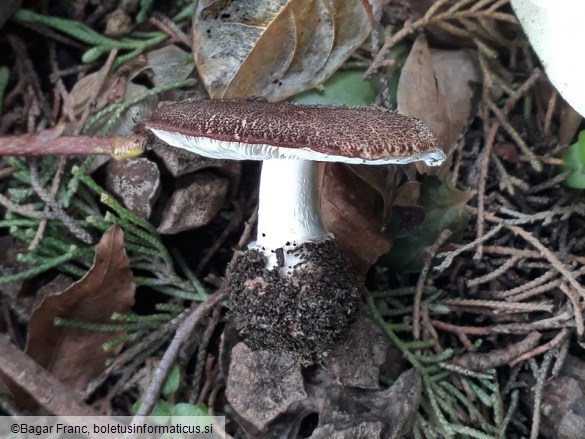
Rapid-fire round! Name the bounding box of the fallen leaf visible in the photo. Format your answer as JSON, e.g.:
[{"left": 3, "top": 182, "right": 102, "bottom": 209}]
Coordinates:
[
  {"left": 292, "top": 69, "right": 378, "bottom": 106},
  {"left": 320, "top": 163, "right": 393, "bottom": 274},
  {"left": 381, "top": 176, "right": 472, "bottom": 272},
  {"left": 145, "top": 45, "right": 194, "bottom": 86},
  {"left": 192, "top": 0, "right": 380, "bottom": 101},
  {"left": 397, "top": 35, "right": 480, "bottom": 174},
  {"left": 559, "top": 99, "right": 583, "bottom": 145},
  {"left": 69, "top": 66, "right": 126, "bottom": 118},
  {"left": 157, "top": 172, "right": 229, "bottom": 234},
  {"left": 110, "top": 81, "right": 158, "bottom": 136},
  {"left": 393, "top": 181, "right": 420, "bottom": 207},
  {"left": 153, "top": 140, "right": 229, "bottom": 177},
  {"left": 26, "top": 225, "right": 135, "bottom": 391},
  {"left": 105, "top": 157, "right": 161, "bottom": 219},
  {"left": 226, "top": 342, "right": 306, "bottom": 435},
  {"left": 493, "top": 142, "right": 519, "bottom": 164},
  {"left": 0, "top": 236, "right": 29, "bottom": 302}
]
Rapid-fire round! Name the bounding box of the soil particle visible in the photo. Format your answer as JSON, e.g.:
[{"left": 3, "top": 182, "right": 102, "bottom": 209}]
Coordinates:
[{"left": 227, "top": 240, "right": 361, "bottom": 361}]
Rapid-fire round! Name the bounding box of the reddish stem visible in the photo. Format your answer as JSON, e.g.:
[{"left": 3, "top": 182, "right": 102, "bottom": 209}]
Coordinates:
[{"left": 0, "top": 134, "right": 146, "bottom": 159}]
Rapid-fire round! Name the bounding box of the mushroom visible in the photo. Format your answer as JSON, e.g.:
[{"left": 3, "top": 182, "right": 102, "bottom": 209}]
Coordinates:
[
  {"left": 147, "top": 98, "right": 444, "bottom": 358},
  {"left": 511, "top": 0, "right": 585, "bottom": 116}
]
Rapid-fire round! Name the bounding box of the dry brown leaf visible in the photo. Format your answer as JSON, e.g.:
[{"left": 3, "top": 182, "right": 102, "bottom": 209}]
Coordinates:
[
  {"left": 105, "top": 157, "right": 161, "bottom": 219},
  {"left": 559, "top": 99, "right": 583, "bottom": 145},
  {"left": 192, "top": 0, "right": 379, "bottom": 101},
  {"left": 393, "top": 181, "right": 421, "bottom": 207},
  {"left": 349, "top": 165, "right": 399, "bottom": 224},
  {"left": 157, "top": 172, "right": 229, "bottom": 234},
  {"left": 69, "top": 66, "right": 126, "bottom": 117},
  {"left": 319, "top": 163, "right": 392, "bottom": 274},
  {"left": 397, "top": 35, "right": 480, "bottom": 173},
  {"left": 145, "top": 45, "right": 194, "bottom": 86},
  {"left": 26, "top": 225, "right": 135, "bottom": 391}
]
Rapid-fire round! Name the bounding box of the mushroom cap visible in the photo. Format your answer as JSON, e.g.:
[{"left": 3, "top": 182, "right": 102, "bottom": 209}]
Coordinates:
[{"left": 147, "top": 99, "right": 445, "bottom": 166}]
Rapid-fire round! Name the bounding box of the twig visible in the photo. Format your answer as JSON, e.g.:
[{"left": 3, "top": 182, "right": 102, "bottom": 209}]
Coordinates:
[
  {"left": 364, "top": 0, "right": 516, "bottom": 78},
  {"left": 439, "top": 298, "right": 553, "bottom": 313},
  {"left": 413, "top": 229, "right": 452, "bottom": 341},
  {"left": 492, "top": 311, "right": 573, "bottom": 334},
  {"left": 436, "top": 224, "right": 503, "bottom": 272},
  {"left": 133, "top": 289, "right": 226, "bottom": 417},
  {"left": 28, "top": 160, "right": 93, "bottom": 244},
  {"left": 451, "top": 331, "right": 541, "bottom": 371},
  {"left": 0, "top": 192, "right": 56, "bottom": 220},
  {"left": 467, "top": 255, "right": 521, "bottom": 287},
  {"left": 7, "top": 35, "right": 53, "bottom": 124},
  {"left": 509, "top": 328, "right": 568, "bottom": 367},
  {"left": 437, "top": 362, "right": 494, "bottom": 380},
  {"left": 494, "top": 268, "right": 558, "bottom": 298},
  {"left": 149, "top": 13, "right": 191, "bottom": 47},
  {"left": 505, "top": 224, "right": 585, "bottom": 300},
  {"left": 530, "top": 349, "right": 555, "bottom": 439},
  {"left": 486, "top": 99, "right": 540, "bottom": 169},
  {"left": 0, "top": 334, "right": 101, "bottom": 416},
  {"left": 431, "top": 320, "right": 489, "bottom": 351},
  {"left": 195, "top": 203, "right": 244, "bottom": 275},
  {"left": 558, "top": 283, "right": 583, "bottom": 336},
  {"left": 543, "top": 88, "right": 557, "bottom": 138},
  {"left": 0, "top": 133, "right": 147, "bottom": 159},
  {"left": 188, "top": 307, "right": 222, "bottom": 403},
  {"left": 83, "top": 310, "right": 190, "bottom": 400}
]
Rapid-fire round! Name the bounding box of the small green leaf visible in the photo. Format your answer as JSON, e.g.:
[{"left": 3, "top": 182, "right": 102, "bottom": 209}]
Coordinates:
[
  {"left": 151, "top": 400, "right": 172, "bottom": 418},
  {"left": 561, "top": 130, "right": 585, "bottom": 189},
  {"left": 132, "top": 399, "right": 171, "bottom": 420},
  {"left": 161, "top": 365, "right": 180, "bottom": 396},
  {"left": 171, "top": 402, "right": 209, "bottom": 417},
  {"left": 381, "top": 176, "right": 472, "bottom": 272},
  {"left": 292, "top": 69, "right": 378, "bottom": 106}
]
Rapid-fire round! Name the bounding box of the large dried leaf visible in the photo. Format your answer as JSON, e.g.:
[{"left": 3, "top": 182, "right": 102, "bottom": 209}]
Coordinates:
[
  {"left": 397, "top": 35, "right": 480, "bottom": 173},
  {"left": 192, "top": 0, "right": 379, "bottom": 101},
  {"left": 26, "top": 225, "right": 135, "bottom": 391},
  {"left": 320, "top": 163, "right": 392, "bottom": 275}
]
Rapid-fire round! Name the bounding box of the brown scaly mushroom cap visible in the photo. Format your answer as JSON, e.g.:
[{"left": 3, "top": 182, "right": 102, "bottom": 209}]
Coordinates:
[
  {"left": 147, "top": 98, "right": 444, "bottom": 359},
  {"left": 147, "top": 98, "right": 444, "bottom": 165}
]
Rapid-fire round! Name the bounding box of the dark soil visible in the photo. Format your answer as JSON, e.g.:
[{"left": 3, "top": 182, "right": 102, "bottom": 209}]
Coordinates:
[{"left": 227, "top": 240, "right": 361, "bottom": 361}]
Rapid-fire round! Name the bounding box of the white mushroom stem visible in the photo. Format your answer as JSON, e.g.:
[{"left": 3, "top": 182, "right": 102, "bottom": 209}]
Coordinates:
[{"left": 251, "top": 159, "right": 330, "bottom": 270}]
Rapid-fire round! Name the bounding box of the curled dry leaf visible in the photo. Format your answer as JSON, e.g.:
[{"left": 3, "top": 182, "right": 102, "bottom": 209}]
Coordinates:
[
  {"left": 192, "top": 0, "right": 380, "bottom": 101},
  {"left": 319, "top": 163, "right": 392, "bottom": 275},
  {"left": 145, "top": 45, "right": 194, "bottom": 86},
  {"left": 69, "top": 65, "right": 126, "bottom": 118},
  {"left": 227, "top": 342, "right": 306, "bottom": 434},
  {"left": 157, "top": 172, "right": 229, "bottom": 234},
  {"left": 153, "top": 141, "right": 229, "bottom": 177},
  {"left": 397, "top": 34, "right": 480, "bottom": 174},
  {"left": 25, "top": 225, "right": 135, "bottom": 392},
  {"left": 105, "top": 157, "right": 161, "bottom": 219},
  {"left": 559, "top": 99, "right": 583, "bottom": 145}
]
